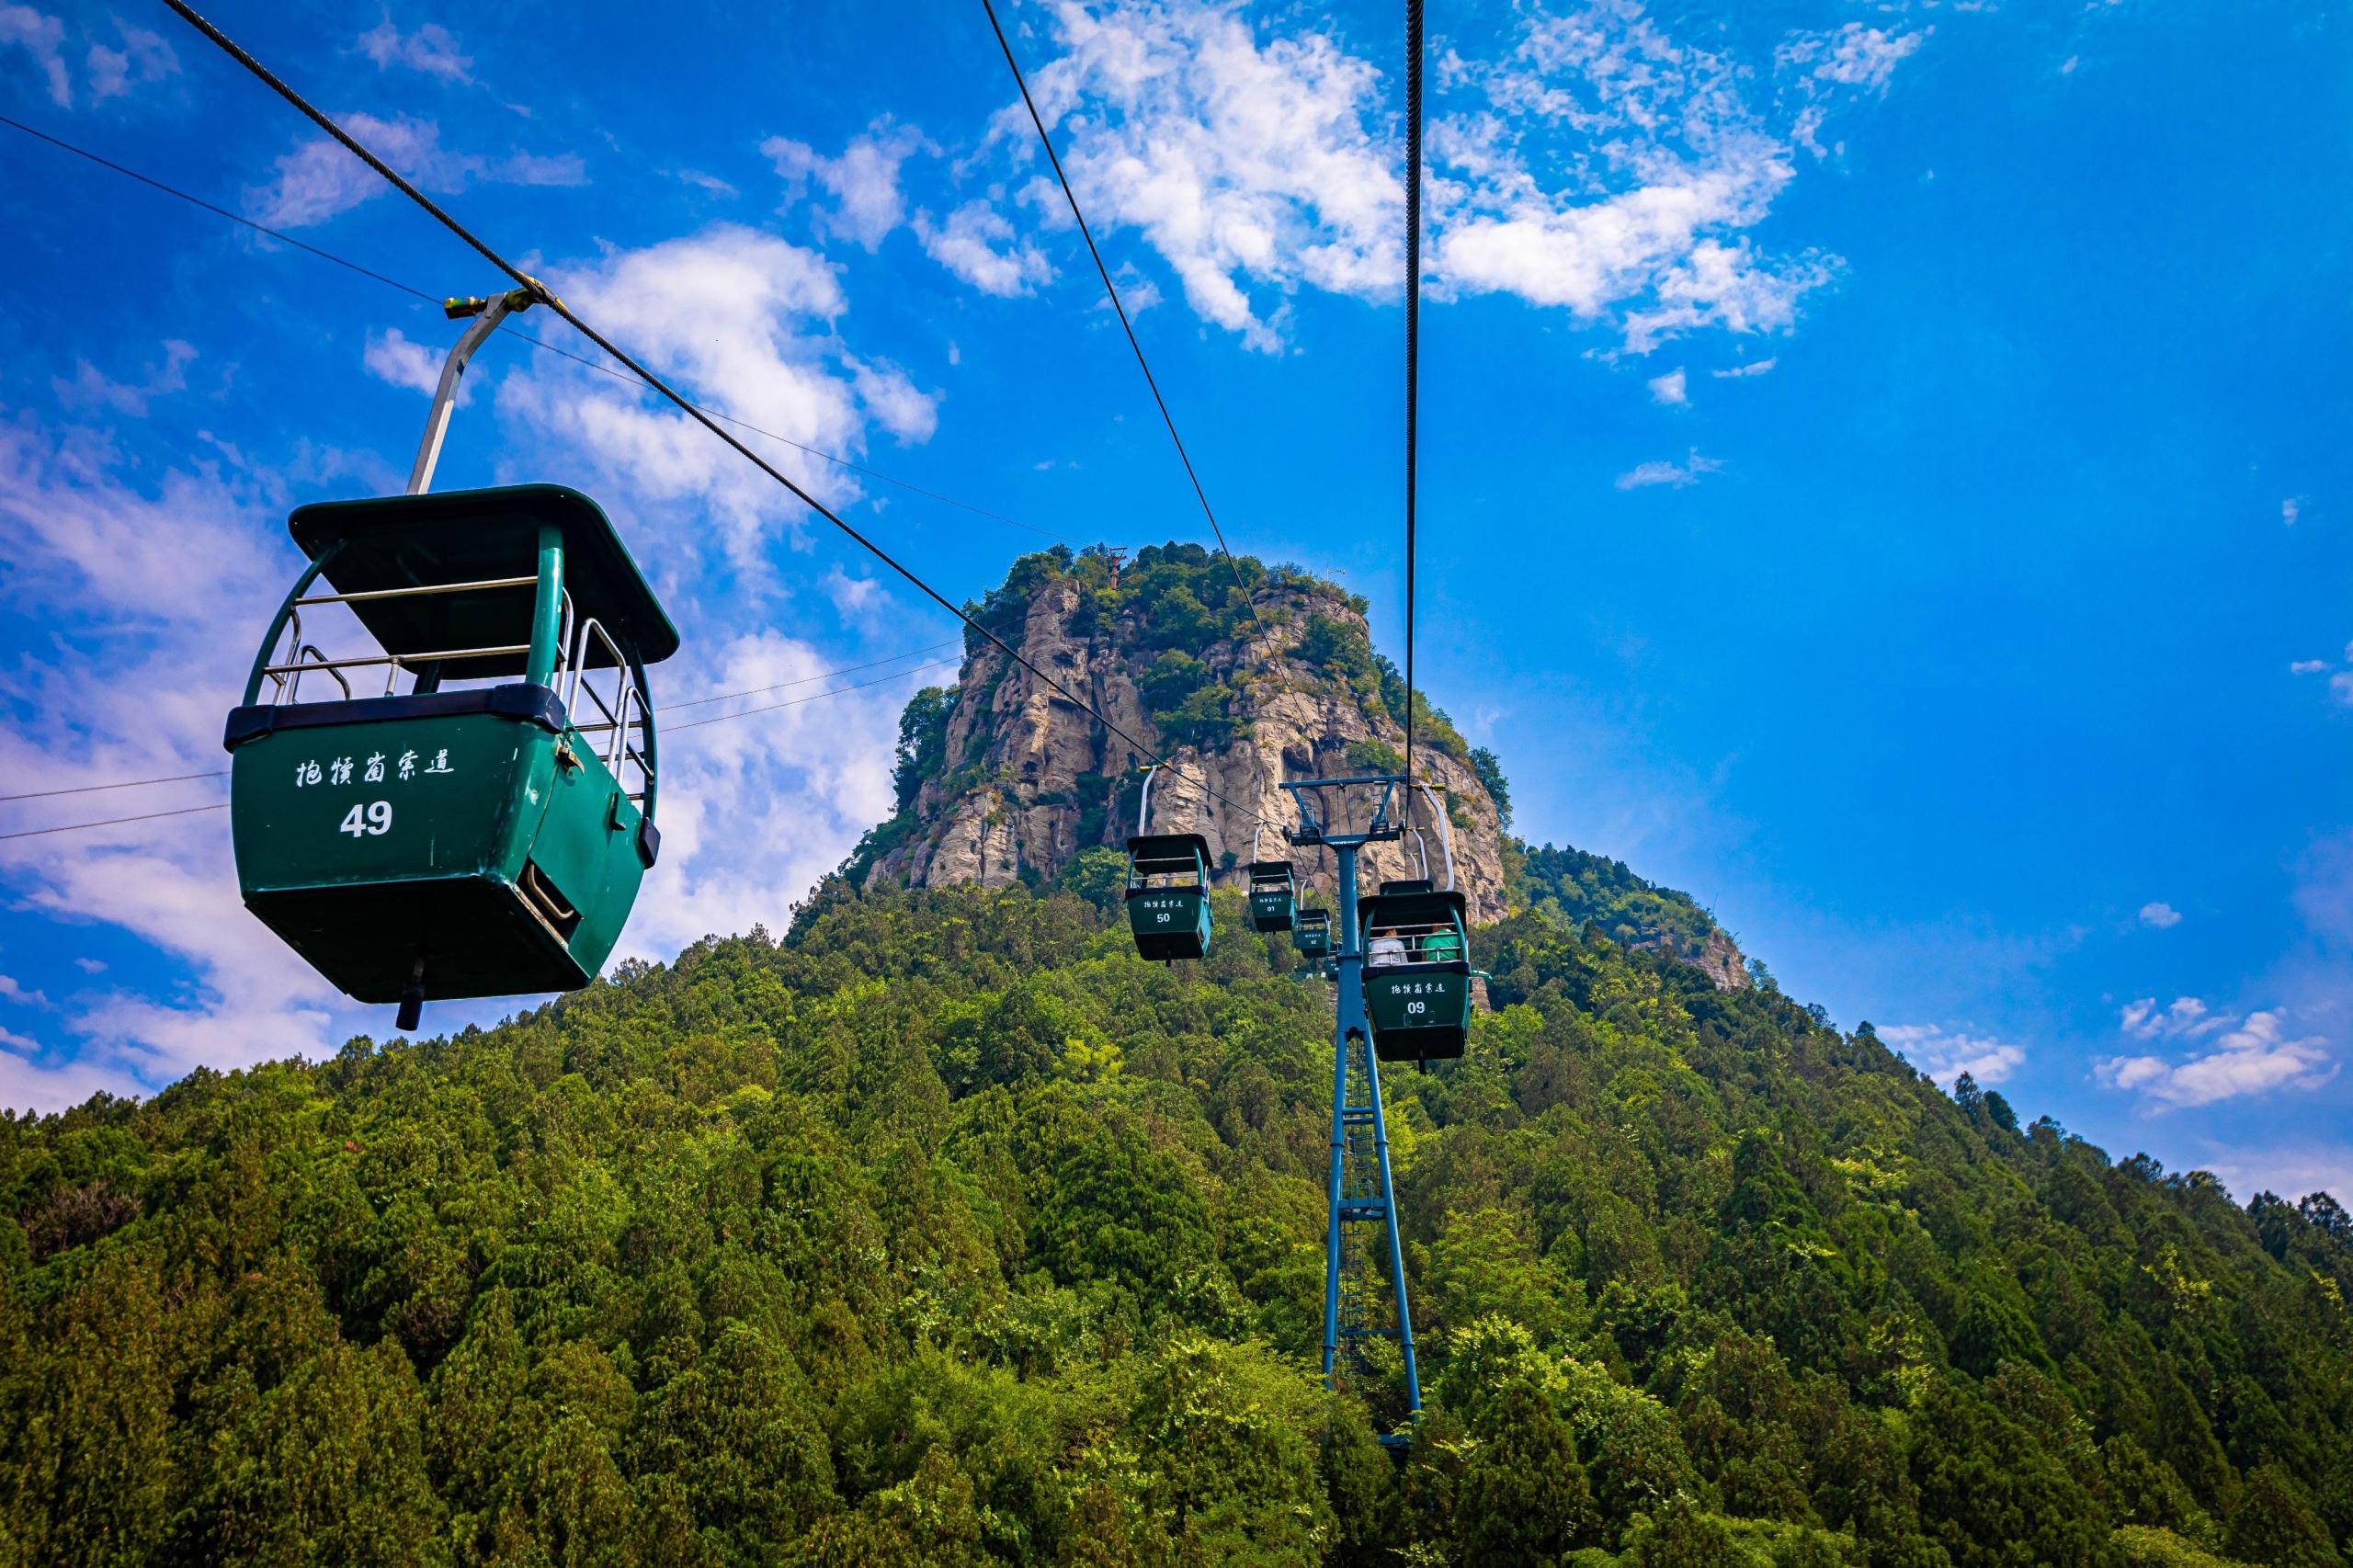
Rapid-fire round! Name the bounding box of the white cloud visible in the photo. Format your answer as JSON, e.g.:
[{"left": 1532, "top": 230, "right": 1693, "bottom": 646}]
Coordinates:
[
  {"left": 495, "top": 224, "right": 937, "bottom": 575},
  {"left": 823, "top": 568, "right": 881, "bottom": 613},
  {"left": 1, "top": 2, "right": 69, "bottom": 107},
  {"left": 357, "top": 17, "right": 472, "bottom": 83},
  {"left": 2120, "top": 995, "right": 2219, "bottom": 1040},
  {"left": 362, "top": 327, "right": 462, "bottom": 402},
  {"left": 915, "top": 200, "right": 1054, "bottom": 297},
  {"left": 0, "top": 416, "right": 357, "bottom": 1108},
  {"left": 1882, "top": 1022, "right": 2026, "bottom": 1088},
  {"left": 2138, "top": 902, "right": 2182, "bottom": 929},
  {"left": 246, "top": 112, "right": 444, "bottom": 227},
  {"left": 946, "top": 2, "right": 1915, "bottom": 356},
  {"left": 0, "top": 1047, "right": 156, "bottom": 1116},
  {"left": 821, "top": 566, "right": 888, "bottom": 632},
  {"left": 2282, "top": 496, "right": 2300, "bottom": 527},
  {"left": 1777, "top": 21, "right": 1926, "bottom": 157},
  {"left": 0, "top": 975, "right": 48, "bottom": 1006},
  {"left": 1616, "top": 448, "right": 1722, "bottom": 490},
  {"left": 484, "top": 231, "right": 957, "bottom": 960},
  {"left": 2100, "top": 1001, "right": 2336, "bottom": 1108},
  {"left": 1101, "top": 265, "right": 1164, "bottom": 315},
  {"left": 848, "top": 358, "right": 938, "bottom": 443},
  {"left": 0, "top": 411, "right": 275, "bottom": 615},
  {"left": 245, "top": 113, "right": 585, "bottom": 229},
  {"left": 1778, "top": 23, "right": 1924, "bottom": 92},
  {"left": 1647, "top": 367, "right": 1688, "bottom": 404},
  {"left": 85, "top": 20, "right": 176, "bottom": 103},
  {"left": 1007, "top": 0, "right": 1399, "bottom": 352},
  {"left": 1712, "top": 357, "right": 1777, "bottom": 378},
  {"left": 675, "top": 168, "right": 738, "bottom": 199},
  {"left": 763, "top": 119, "right": 929, "bottom": 250},
  {"left": 495, "top": 150, "right": 587, "bottom": 187},
  {"left": 51, "top": 340, "right": 197, "bottom": 418},
  {"left": 2292, "top": 831, "right": 2353, "bottom": 951},
  {"left": 1432, "top": 5, "right": 1838, "bottom": 351},
  {"left": 2331, "top": 671, "right": 2353, "bottom": 708},
  {"left": 620, "top": 631, "right": 915, "bottom": 960},
  {"left": 2290, "top": 659, "right": 2327, "bottom": 676},
  {"left": 2199, "top": 1144, "right": 2353, "bottom": 1207}
]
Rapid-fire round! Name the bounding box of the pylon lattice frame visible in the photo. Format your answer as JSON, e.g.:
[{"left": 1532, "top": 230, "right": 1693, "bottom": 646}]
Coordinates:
[{"left": 1283, "top": 777, "right": 1422, "bottom": 1441}]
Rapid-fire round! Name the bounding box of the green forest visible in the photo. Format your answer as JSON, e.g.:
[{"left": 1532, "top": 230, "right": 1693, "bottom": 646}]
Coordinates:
[{"left": 5, "top": 876, "right": 2350, "bottom": 1566}]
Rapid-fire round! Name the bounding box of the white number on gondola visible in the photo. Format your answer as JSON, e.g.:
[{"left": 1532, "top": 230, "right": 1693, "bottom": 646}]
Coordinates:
[
  {"left": 339, "top": 801, "right": 392, "bottom": 838},
  {"left": 1406, "top": 1000, "right": 1427, "bottom": 1016}
]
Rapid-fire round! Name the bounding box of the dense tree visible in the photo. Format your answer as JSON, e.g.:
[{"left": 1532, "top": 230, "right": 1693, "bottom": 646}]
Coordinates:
[{"left": 2, "top": 879, "right": 2347, "bottom": 1564}]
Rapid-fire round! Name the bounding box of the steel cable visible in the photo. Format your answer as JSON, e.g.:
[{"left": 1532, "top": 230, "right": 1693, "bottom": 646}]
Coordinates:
[
  {"left": 979, "top": 0, "right": 1317, "bottom": 778},
  {"left": 157, "top": 2, "right": 1272, "bottom": 827},
  {"left": 0, "top": 111, "right": 1065, "bottom": 543},
  {"left": 1402, "top": 0, "right": 1425, "bottom": 791},
  {"left": 2, "top": 655, "right": 976, "bottom": 842}
]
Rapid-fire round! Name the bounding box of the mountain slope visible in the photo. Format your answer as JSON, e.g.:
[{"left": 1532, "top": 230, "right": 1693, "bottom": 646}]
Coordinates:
[{"left": 4, "top": 882, "right": 2347, "bottom": 1565}]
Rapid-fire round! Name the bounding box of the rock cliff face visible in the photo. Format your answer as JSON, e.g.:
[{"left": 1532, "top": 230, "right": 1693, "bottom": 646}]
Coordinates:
[
  {"left": 1688, "top": 927, "right": 1749, "bottom": 992},
  {"left": 867, "top": 557, "right": 1513, "bottom": 923},
  {"left": 855, "top": 544, "right": 1745, "bottom": 990}
]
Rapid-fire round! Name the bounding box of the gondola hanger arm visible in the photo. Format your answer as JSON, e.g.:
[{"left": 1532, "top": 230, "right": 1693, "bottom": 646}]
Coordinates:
[{"left": 408, "top": 287, "right": 540, "bottom": 495}]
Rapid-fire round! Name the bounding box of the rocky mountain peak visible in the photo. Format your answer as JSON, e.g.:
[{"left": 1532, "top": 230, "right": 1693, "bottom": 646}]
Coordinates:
[
  {"left": 856, "top": 543, "right": 1512, "bottom": 922},
  {"left": 849, "top": 542, "right": 1745, "bottom": 987}
]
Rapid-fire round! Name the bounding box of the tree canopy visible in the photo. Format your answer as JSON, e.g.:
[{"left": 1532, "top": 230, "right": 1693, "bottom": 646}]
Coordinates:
[{"left": 4, "top": 881, "right": 2347, "bottom": 1564}]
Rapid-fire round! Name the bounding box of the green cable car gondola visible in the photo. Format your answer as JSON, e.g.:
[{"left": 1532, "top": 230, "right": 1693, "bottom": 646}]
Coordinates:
[
  {"left": 222, "top": 289, "right": 678, "bottom": 1030},
  {"left": 1359, "top": 879, "right": 1472, "bottom": 1062},
  {"left": 1293, "top": 905, "right": 1333, "bottom": 960},
  {"left": 1124, "top": 764, "right": 1212, "bottom": 960},
  {"left": 1125, "top": 833, "right": 1213, "bottom": 960},
  {"left": 1246, "top": 858, "right": 1298, "bottom": 933}
]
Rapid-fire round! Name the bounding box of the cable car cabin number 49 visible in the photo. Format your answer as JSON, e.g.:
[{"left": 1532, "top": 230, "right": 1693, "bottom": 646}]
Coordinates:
[
  {"left": 288, "top": 744, "right": 461, "bottom": 841},
  {"left": 222, "top": 295, "right": 679, "bottom": 1033},
  {"left": 339, "top": 801, "right": 393, "bottom": 838},
  {"left": 223, "top": 483, "right": 679, "bottom": 1032}
]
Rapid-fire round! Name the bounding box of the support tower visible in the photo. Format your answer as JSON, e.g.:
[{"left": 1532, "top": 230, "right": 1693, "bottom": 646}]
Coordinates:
[{"left": 1282, "top": 776, "right": 1422, "bottom": 1445}]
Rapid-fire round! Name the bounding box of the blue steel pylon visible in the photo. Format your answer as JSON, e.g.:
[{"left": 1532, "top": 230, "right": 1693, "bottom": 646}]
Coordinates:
[{"left": 1282, "top": 778, "right": 1422, "bottom": 1445}]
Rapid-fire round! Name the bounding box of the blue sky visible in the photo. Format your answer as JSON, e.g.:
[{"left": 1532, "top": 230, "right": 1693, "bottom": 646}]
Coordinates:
[{"left": 1, "top": 0, "right": 2347, "bottom": 1200}]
